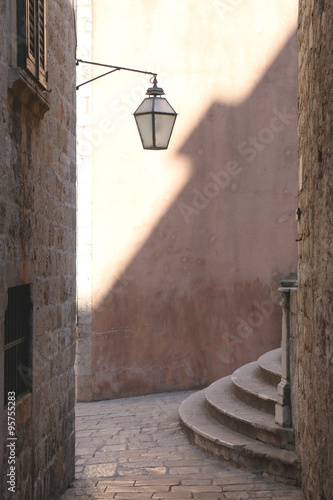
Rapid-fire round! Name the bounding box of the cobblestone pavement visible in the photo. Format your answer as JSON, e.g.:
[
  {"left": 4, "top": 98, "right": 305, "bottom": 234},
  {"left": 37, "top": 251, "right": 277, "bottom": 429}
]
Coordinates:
[{"left": 60, "top": 392, "right": 304, "bottom": 500}]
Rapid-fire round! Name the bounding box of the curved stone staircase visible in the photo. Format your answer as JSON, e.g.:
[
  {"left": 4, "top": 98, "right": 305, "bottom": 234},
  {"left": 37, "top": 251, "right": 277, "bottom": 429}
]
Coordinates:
[{"left": 179, "top": 348, "right": 301, "bottom": 484}]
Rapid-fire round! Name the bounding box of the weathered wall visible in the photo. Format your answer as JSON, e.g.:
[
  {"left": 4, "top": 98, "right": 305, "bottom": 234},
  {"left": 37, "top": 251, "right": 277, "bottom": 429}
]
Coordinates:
[
  {"left": 295, "top": 1, "right": 333, "bottom": 498},
  {"left": 0, "top": 1, "right": 76, "bottom": 499},
  {"left": 77, "top": 0, "right": 299, "bottom": 400},
  {"left": 76, "top": 0, "right": 93, "bottom": 403}
]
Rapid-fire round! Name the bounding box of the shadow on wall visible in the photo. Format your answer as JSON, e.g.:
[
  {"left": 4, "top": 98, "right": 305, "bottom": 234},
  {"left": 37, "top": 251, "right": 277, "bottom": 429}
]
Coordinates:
[{"left": 91, "top": 33, "right": 298, "bottom": 400}]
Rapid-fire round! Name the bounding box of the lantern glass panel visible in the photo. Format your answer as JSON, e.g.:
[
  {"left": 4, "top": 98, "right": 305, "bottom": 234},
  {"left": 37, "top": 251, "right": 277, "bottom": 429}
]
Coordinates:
[
  {"left": 155, "top": 114, "right": 177, "bottom": 148},
  {"left": 135, "top": 98, "right": 154, "bottom": 114},
  {"left": 153, "top": 97, "right": 176, "bottom": 113},
  {"left": 134, "top": 114, "right": 153, "bottom": 149}
]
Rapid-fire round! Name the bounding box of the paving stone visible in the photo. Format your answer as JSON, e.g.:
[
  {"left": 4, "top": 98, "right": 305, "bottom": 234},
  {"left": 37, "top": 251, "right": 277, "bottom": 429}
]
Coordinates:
[
  {"left": 223, "top": 483, "right": 270, "bottom": 491},
  {"left": 75, "top": 459, "right": 87, "bottom": 465},
  {"left": 181, "top": 478, "right": 213, "bottom": 486},
  {"left": 83, "top": 463, "right": 117, "bottom": 477},
  {"left": 272, "top": 497, "right": 303, "bottom": 500},
  {"left": 114, "top": 494, "right": 156, "bottom": 499},
  {"left": 134, "top": 478, "right": 180, "bottom": 486},
  {"left": 76, "top": 446, "right": 98, "bottom": 455},
  {"left": 169, "top": 466, "right": 202, "bottom": 474},
  {"left": 117, "top": 448, "right": 148, "bottom": 456},
  {"left": 100, "top": 443, "right": 127, "bottom": 452},
  {"left": 151, "top": 492, "right": 193, "bottom": 499},
  {"left": 60, "top": 392, "right": 304, "bottom": 500},
  {"left": 192, "top": 494, "right": 224, "bottom": 499},
  {"left": 98, "top": 479, "right": 135, "bottom": 486},
  {"left": 248, "top": 493, "right": 281, "bottom": 498},
  {"left": 103, "top": 436, "right": 127, "bottom": 445},
  {"left": 171, "top": 484, "right": 223, "bottom": 493},
  {"left": 223, "top": 492, "right": 250, "bottom": 499},
  {"left": 85, "top": 454, "right": 120, "bottom": 465},
  {"left": 213, "top": 475, "right": 259, "bottom": 484},
  {"left": 117, "top": 466, "right": 167, "bottom": 476}
]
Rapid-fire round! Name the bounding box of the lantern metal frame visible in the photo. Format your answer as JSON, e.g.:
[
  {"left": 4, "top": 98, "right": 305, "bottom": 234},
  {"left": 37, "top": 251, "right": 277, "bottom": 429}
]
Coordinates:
[
  {"left": 76, "top": 59, "right": 177, "bottom": 150},
  {"left": 133, "top": 76, "right": 177, "bottom": 150}
]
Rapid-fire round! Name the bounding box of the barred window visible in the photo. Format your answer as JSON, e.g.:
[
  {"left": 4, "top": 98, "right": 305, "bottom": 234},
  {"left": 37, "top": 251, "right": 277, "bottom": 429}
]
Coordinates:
[
  {"left": 17, "top": 0, "right": 47, "bottom": 87},
  {"left": 4, "top": 285, "right": 33, "bottom": 406}
]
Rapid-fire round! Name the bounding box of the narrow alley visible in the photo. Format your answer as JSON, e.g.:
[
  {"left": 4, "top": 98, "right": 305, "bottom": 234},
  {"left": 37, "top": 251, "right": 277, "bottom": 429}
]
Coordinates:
[{"left": 60, "top": 392, "right": 304, "bottom": 500}]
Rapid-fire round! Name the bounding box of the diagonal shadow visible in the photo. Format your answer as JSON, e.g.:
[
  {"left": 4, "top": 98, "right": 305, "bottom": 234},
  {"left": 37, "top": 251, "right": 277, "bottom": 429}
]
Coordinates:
[{"left": 90, "top": 32, "right": 298, "bottom": 400}]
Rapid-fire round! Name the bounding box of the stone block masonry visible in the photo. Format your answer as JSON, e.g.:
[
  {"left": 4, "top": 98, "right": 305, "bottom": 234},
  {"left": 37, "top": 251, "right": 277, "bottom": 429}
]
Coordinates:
[
  {"left": 0, "top": 1, "right": 76, "bottom": 499},
  {"left": 296, "top": 1, "right": 333, "bottom": 498}
]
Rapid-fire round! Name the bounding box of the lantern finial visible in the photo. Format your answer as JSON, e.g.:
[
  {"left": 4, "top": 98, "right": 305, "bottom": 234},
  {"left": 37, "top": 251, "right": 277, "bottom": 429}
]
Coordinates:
[{"left": 146, "top": 77, "right": 165, "bottom": 97}]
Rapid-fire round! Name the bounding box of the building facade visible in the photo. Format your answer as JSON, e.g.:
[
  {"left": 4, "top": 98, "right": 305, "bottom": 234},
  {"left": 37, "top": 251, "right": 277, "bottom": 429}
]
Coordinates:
[
  {"left": 291, "top": 1, "right": 333, "bottom": 498},
  {"left": 0, "top": 1, "right": 76, "bottom": 498},
  {"left": 76, "top": 0, "right": 299, "bottom": 401}
]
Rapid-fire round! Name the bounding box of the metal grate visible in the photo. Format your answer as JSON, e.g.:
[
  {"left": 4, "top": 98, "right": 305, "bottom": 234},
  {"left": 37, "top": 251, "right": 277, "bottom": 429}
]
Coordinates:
[{"left": 4, "top": 284, "right": 33, "bottom": 406}]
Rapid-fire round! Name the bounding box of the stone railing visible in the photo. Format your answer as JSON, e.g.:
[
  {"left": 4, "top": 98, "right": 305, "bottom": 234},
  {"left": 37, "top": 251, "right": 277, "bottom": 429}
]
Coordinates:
[{"left": 275, "top": 277, "right": 298, "bottom": 427}]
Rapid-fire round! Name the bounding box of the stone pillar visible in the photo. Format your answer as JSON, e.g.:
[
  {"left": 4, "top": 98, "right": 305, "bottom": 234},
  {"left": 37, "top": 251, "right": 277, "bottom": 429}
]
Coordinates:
[{"left": 275, "top": 277, "right": 297, "bottom": 427}]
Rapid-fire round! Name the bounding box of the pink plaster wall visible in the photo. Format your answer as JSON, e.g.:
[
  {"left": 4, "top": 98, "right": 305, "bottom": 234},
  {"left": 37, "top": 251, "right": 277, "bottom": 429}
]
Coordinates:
[{"left": 87, "top": 1, "right": 298, "bottom": 400}]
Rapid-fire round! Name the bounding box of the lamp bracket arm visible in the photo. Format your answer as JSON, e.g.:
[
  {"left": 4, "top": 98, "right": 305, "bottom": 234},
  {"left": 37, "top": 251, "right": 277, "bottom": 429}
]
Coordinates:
[{"left": 76, "top": 59, "right": 158, "bottom": 90}]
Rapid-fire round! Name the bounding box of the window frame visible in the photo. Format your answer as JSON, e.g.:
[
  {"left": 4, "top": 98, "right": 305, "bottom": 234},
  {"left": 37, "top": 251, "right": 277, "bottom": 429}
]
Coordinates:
[
  {"left": 17, "top": 0, "right": 47, "bottom": 88},
  {"left": 4, "top": 284, "right": 33, "bottom": 406}
]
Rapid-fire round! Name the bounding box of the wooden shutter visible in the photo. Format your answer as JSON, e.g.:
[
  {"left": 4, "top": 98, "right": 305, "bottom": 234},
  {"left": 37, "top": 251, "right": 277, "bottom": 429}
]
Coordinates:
[
  {"left": 37, "top": 0, "right": 47, "bottom": 87},
  {"left": 17, "top": 0, "right": 47, "bottom": 87},
  {"left": 26, "top": 0, "right": 37, "bottom": 77}
]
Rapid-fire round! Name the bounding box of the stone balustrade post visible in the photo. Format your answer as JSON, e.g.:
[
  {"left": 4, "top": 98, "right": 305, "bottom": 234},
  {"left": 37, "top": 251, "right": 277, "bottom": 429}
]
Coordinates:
[{"left": 275, "top": 277, "right": 297, "bottom": 427}]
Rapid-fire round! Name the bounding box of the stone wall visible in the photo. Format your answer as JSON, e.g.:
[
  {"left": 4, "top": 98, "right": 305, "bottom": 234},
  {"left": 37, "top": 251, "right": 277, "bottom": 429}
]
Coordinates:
[
  {"left": 76, "top": 0, "right": 299, "bottom": 401},
  {"left": 0, "top": 1, "right": 76, "bottom": 499},
  {"left": 76, "top": 0, "right": 93, "bottom": 403},
  {"left": 295, "top": 1, "right": 333, "bottom": 498}
]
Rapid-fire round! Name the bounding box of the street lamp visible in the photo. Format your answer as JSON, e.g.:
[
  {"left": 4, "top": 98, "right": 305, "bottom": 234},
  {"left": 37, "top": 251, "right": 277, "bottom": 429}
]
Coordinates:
[
  {"left": 76, "top": 59, "right": 177, "bottom": 150},
  {"left": 134, "top": 76, "right": 177, "bottom": 150}
]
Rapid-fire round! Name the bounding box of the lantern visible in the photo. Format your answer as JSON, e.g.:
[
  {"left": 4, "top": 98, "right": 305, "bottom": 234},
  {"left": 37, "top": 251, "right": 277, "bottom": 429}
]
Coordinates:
[{"left": 134, "top": 77, "right": 177, "bottom": 150}]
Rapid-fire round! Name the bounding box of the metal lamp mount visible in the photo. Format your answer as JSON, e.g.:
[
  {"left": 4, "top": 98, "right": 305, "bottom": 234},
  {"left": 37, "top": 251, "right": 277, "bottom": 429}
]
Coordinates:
[{"left": 76, "top": 59, "right": 177, "bottom": 150}]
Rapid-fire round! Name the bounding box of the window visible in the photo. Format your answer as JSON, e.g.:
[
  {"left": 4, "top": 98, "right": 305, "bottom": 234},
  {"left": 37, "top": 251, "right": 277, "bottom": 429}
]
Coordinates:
[
  {"left": 17, "top": 0, "right": 47, "bottom": 87},
  {"left": 4, "top": 285, "right": 33, "bottom": 406}
]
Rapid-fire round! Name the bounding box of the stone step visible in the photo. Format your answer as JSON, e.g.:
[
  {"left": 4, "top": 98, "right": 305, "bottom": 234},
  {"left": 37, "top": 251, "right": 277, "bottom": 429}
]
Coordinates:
[
  {"left": 258, "top": 347, "right": 282, "bottom": 386},
  {"left": 231, "top": 361, "right": 278, "bottom": 414},
  {"left": 205, "top": 376, "right": 294, "bottom": 449},
  {"left": 179, "top": 389, "right": 301, "bottom": 484}
]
